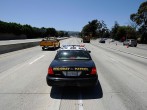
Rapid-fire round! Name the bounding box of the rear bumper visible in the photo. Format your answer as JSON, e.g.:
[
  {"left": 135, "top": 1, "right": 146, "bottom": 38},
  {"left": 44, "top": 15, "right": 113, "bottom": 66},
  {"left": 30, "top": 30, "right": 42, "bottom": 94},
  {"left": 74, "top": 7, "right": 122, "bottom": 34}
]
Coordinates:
[
  {"left": 46, "top": 75, "right": 98, "bottom": 87},
  {"left": 43, "top": 46, "right": 55, "bottom": 48},
  {"left": 123, "top": 43, "right": 137, "bottom": 46},
  {"left": 83, "top": 40, "right": 90, "bottom": 43}
]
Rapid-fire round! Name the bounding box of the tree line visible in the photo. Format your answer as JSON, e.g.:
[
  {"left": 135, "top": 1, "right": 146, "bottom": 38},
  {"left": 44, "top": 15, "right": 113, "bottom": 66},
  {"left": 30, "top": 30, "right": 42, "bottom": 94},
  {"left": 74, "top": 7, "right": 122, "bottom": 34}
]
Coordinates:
[
  {"left": 81, "top": 1, "right": 147, "bottom": 43},
  {"left": 0, "top": 1, "right": 147, "bottom": 43},
  {"left": 0, "top": 20, "right": 69, "bottom": 39}
]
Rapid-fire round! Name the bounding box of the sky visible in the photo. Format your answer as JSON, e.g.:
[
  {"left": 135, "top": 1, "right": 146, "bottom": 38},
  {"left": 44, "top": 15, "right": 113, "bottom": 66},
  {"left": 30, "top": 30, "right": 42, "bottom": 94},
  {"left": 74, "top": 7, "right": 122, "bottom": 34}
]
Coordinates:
[{"left": 0, "top": 0, "right": 146, "bottom": 32}]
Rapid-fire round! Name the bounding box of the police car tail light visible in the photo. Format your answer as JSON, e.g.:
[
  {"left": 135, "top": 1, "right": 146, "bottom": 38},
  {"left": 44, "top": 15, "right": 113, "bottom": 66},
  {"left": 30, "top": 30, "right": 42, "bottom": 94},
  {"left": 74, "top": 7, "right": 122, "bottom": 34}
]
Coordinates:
[
  {"left": 48, "top": 67, "right": 54, "bottom": 75},
  {"left": 90, "top": 67, "right": 97, "bottom": 75},
  {"left": 80, "top": 44, "right": 85, "bottom": 47}
]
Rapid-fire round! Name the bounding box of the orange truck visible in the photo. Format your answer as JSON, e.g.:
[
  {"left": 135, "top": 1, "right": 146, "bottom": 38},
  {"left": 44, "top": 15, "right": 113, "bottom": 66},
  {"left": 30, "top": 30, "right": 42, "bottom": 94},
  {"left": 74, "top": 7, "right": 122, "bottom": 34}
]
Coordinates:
[{"left": 40, "top": 37, "right": 60, "bottom": 50}]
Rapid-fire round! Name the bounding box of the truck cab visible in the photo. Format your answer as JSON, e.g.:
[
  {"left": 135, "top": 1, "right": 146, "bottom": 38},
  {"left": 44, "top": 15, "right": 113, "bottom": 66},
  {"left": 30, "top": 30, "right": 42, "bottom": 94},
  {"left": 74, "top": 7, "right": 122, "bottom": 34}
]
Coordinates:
[{"left": 82, "top": 36, "right": 90, "bottom": 43}]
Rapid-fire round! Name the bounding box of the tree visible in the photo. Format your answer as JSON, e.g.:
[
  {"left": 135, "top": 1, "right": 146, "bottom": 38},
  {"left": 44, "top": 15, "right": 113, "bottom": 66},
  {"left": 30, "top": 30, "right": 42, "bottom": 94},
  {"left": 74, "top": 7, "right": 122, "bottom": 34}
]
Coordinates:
[
  {"left": 64, "top": 32, "right": 69, "bottom": 37},
  {"left": 99, "top": 20, "right": 109, "bottom": 38},
  {"left": 40, "top": 27, "right": 47, "bottom": 38},
  {"left": 0, "top": 20, "right": 8, "bottom": 33},
  {"left": 116, "top": 26, "right": 126, "bottom": 40},
  {"left": 110, "top": 21, "right": 119, "bottom": 40},
  {"left": 0, "top": 20, "right": 63, "bottom": 39},
  {"left": 115, "top": 26, "right": 137, "bottom": 41},
  {"left": 130, "top": 1, "right": 147, "bottom": 26},
  {"left": 46, "top": 28, "right": 57, "bottom": 37},
  {"left": 130, "top": 1, "right": 147, "bottom": 43},
  {"left": 22, "top": 24, "right": 34, "bottom": 38},
  {"left": 58, "top": 31, "right": 64, "bottom": 37},
  {"left": 81, "top": 20, "right": 99, "bottom": 37},
  {"left": 127, "top": 26, "right": 137, "bottom": 39},
  {"left": 81, "top": 19, "right": 109, "bottom": 38}
]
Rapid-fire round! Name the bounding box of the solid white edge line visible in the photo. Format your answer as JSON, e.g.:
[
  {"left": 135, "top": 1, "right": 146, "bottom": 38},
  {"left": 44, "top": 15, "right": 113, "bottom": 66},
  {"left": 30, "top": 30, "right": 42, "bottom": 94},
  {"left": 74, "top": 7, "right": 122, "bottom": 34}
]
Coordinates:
[
  {"left": 98, "top": 44, "right": 147, "bottom": 59},
  {"left": 29, "top": 55, "right": 45, "bottom": 64},
  {"left": 113, "top": 48, "right": 147, "bottom": 59}
]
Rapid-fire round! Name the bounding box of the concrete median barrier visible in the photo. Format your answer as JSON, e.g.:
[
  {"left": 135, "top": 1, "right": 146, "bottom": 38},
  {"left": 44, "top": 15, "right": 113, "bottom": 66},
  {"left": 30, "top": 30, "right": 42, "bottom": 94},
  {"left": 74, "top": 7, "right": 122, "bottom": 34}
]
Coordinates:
[
  {"left": 0, "top": 41, "right": 40, "bottom": 54},
  {"left": 0, "top": 37, "right": 69, "bottom": 54}
]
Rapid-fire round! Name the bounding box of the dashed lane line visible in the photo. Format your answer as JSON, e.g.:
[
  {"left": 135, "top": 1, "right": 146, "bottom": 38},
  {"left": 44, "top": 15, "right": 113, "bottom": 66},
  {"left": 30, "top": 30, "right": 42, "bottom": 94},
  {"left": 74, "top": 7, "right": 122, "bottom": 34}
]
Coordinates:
[
  {"left": 29, "top": 55, "right": 45, "bottom": 65},
  {"left": 78, "top": 90, "right": 83, "bottom": 110}
]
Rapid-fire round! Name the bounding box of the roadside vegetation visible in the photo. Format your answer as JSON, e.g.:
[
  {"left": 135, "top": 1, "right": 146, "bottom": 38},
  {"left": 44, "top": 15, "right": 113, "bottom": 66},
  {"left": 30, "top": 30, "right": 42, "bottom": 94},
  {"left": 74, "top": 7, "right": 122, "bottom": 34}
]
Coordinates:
[
  {"left": 0, "top": 1, "right": 147, "bottom": 43},
  {"left": 81, "top": 1, "right": 147, "bottom": 44},
  {"left": 0, "top": 21, "right": 69, "bottom": 39}
]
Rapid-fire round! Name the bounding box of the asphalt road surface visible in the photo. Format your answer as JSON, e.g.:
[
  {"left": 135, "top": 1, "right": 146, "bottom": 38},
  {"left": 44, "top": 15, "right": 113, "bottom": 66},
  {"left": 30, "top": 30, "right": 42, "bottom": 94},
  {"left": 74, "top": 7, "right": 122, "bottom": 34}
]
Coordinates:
[{"left": 0, "top": 37, "right": 147, "bottom": 110}]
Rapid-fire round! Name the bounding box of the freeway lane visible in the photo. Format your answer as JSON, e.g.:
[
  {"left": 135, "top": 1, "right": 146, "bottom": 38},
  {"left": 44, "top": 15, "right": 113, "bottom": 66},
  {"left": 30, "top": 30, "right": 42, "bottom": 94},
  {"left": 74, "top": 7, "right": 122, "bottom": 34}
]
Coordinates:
[
  {"left": 93, "top": 39, "right": 147, "bottom": 58},
  {"left": 84, "top": 43, "right": 147, "bottom": 110},
  {"left": 0, "top": 46, "right": 60, "bottom": 110},
  {"left": 0, "top": 46, "right": 44, "bottom": 73},
  {"left": 0, "top": 37, "right": 147, "bottom": 110}
]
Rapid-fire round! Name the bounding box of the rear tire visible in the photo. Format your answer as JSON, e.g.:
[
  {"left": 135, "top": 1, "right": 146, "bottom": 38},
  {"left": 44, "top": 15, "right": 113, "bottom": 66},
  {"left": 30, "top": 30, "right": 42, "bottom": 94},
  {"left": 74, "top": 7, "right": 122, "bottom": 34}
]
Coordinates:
[
  {"left": 58, "top": 43, "right": 60, "bottom": 48},
  {"left": 42, "top": 47, "right": 45, "bottom": 51}
]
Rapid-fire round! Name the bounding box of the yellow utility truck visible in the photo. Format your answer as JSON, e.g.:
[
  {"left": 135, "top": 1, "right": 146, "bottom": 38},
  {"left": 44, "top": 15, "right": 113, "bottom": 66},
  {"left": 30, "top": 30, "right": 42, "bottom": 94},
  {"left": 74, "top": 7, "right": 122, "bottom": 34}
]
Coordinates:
[{"left": 40, "top": 37, "right": 60, "bottom": 50}]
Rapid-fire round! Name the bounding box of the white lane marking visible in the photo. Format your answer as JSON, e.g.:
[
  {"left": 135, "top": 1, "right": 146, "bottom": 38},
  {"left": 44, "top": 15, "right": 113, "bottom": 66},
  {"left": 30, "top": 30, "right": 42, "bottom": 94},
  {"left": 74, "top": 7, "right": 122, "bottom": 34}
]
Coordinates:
[
  {"left": 110, "top": 58, "right": 118, "bottom": 62},
  {"left": 126, "top": 52, "right": 147, "bottom": 59},
  {"left": 29, "top": 55, "right": 45, "bottom": 64},
  {"left": 97, "top": 44, "right": 147, "bottom": 59},
  {"left": 107, "top": 46, "right": 147, "bottom": 59},
  {"left": 78, "top": 91, "right": 83, "bottom": 110}
]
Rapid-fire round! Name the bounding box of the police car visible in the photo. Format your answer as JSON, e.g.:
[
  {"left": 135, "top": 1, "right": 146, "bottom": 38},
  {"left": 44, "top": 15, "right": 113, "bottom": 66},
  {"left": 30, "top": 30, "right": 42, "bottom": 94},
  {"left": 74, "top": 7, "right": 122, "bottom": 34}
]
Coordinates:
[
  {"left": 46, "top": 45, "right": 98, "bottom": 87},
  {"left": 60, "top": 44, "right": 88, "bottom": 51}
]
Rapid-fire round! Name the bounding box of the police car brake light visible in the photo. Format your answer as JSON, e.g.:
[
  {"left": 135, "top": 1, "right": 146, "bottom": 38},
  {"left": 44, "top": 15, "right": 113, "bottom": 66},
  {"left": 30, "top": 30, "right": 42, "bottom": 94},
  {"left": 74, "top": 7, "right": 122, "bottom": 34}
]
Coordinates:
[
  {"left": 90, "top": 67, "right": 97, "bottom": 75},
  {"left": 80, "top": 44, "right": 85, "bottom": 47},
  {"left": 48, "top": 67, "right": 54, "bottom": 75}
]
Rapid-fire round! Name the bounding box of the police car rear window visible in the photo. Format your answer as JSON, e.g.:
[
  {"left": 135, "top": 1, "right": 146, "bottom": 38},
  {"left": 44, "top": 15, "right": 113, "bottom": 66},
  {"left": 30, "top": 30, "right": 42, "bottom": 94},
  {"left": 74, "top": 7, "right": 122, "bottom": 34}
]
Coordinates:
[{"left": 55, "top": 50, "right": 91, "bottom": 60}]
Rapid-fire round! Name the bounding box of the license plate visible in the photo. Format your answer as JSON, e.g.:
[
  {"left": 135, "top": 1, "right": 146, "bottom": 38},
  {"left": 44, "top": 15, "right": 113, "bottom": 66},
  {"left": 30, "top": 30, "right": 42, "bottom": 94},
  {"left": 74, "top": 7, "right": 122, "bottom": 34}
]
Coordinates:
[
  {"left": 67, "top": 71, "right": 78, "bottom": 76},
  {"left": 63, "top": 71, "right": 81, "bottom": 76}
]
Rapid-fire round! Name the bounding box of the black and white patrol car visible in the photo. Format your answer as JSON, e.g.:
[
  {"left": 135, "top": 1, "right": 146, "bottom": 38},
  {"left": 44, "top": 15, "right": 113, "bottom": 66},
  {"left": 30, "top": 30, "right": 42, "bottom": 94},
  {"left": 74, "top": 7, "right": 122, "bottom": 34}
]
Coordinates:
[
  {"left": 46, "top": 45, "right": 98, "bottom": 87},
  {"left": 60, "top": 44, "right": 88, "bottom": 51}
]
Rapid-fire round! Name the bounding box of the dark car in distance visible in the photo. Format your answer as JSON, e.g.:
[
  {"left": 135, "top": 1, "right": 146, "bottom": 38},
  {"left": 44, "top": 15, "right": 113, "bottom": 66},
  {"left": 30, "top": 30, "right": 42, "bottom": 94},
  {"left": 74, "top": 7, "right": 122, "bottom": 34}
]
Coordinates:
[
  {"left": 123, "top": 39, "right": 137, "bottom": 47},
  {"left": 99, "top": 39, "right": 105, "bottom": 43},
  {"left": 46, "top": 50, "right": 98, "bottom": 87}
]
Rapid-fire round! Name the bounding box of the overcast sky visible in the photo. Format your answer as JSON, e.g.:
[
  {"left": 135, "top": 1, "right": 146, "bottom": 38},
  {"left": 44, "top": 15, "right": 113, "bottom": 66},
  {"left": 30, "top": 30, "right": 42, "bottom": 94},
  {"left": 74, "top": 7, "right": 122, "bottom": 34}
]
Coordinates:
[{"left": 0, "top": 0, "right": 145, "bottom": 31}]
